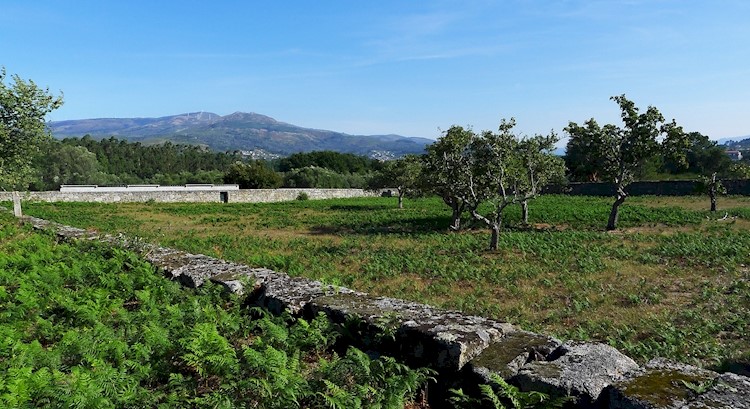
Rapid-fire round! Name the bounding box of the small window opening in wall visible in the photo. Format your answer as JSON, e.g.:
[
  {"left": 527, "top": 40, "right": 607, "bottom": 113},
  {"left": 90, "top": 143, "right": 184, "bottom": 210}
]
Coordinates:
[{"left": 220, "top": 192, "right": 229, "bottom": 203}]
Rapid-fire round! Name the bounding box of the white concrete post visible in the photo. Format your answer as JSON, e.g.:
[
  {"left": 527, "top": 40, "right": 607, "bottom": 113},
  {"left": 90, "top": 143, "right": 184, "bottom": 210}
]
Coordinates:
[{"left": 12, "top": 191, "right": 22, "bottom": 218}]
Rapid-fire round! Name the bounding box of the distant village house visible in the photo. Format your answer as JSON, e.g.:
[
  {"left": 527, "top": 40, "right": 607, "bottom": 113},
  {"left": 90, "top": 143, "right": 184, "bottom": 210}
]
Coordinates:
[{"left": 726, "top": 150, "right": 743, "bottom": 161}]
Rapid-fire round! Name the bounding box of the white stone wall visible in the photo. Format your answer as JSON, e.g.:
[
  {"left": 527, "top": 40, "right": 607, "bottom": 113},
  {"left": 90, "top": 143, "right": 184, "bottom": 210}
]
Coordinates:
[{"left": 0, "top": 188, "right": 388, "bottom": 204}]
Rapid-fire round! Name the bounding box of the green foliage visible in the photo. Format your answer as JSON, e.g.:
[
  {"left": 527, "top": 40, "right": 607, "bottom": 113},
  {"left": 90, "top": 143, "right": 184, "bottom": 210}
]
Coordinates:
[
  {"left": 296, "top": 191, "right": 310, "bottom": 201},
  {"left": 423, "top": 119, "right": 565, "bottom": 248},
  {"left": 367, "top": 155, "right": 424, "bottom": 208},
  {"left": 284, "top": 166, "right": 365, "bottom": 188},
  {"left": 565, "top": 95, "right": 689, "bottom": 230},
  {"left": 311, "top": 348, "right": 435, "bottom": 409},
  {"left": 278, "top": 150, "right": 382, "bottom": 174},
  {"left": 29, "top": 136, "right": 239, "bottom": 190},
  {"left": 223, "top": 160, "right": 283, "bottom": 189},
  {"left": 423, "top": 125, "right": 478, "bottom": 230},
  {"left": 695, "top": 172, "right": 727, "bottom": 211},
  {"left": 33, "top": 143, "right": 107, "bottom": 190},
  {"left": 0, "top": 215, "right": 432, "bottom": 408},
  {"left": 450, "top": 374, "right": 569, "bottom": 409},
  {"left": 0, "top": 68, "right": 64, "bottom": 190},
  {"left": 182, "top": 323, "right": 239, "bottom": 377},
  {"left": 662, "top": 132, "right": 732, "bottom": 176}
]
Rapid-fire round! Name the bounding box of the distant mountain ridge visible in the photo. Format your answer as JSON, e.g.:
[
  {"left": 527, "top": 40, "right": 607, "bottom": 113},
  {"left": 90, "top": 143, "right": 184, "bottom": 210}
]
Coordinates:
[{"left": 49, "top": 112, "right": 432, "bottom": 159}]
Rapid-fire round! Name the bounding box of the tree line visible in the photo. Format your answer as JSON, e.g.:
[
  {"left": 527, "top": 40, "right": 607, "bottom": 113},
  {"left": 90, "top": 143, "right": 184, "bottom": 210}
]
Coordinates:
[{"left": 25, "top": 137, "right": 385, "bottom": 191}]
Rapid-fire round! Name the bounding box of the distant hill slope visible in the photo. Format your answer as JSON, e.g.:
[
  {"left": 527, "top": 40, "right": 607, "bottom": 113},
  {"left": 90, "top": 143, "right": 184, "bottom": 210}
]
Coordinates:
[
  {"left": 49, "top": 112, "right": 432, "bottom": 159},
  {"left": 721, "top": 136, "right": 750, "bottom": 149}
]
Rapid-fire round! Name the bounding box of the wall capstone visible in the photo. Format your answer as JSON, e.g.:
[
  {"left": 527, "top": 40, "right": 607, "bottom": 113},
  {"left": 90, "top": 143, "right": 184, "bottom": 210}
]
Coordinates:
[{"left": 513, "top": 341, "right": 639, "bottom": 406}]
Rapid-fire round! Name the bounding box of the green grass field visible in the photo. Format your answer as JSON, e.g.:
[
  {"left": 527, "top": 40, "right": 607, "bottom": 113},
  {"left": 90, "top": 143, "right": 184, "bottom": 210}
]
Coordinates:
[{"left": 19, "top": 194, "right": 750, "bottom": 370}]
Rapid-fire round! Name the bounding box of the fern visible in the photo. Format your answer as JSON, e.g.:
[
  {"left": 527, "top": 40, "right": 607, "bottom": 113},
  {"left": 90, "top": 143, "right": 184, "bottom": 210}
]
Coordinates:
[
  {"left": 312, "top": 347, "right": 435, "bottom": 409},
  {"left": 181, "top": 322, "right": 239, "bottom": 378},
  {"left": 0, "top": 214, "right": 435, "bottom": 408},
  {"left": 450, "top": 374, "right": 571, "bottom": 409},
  {"left": 479, "top": 383, "right": 509, "bottom": 409},
  {"left": 317, "top": 379, "right": 361, "bottom": 409}
]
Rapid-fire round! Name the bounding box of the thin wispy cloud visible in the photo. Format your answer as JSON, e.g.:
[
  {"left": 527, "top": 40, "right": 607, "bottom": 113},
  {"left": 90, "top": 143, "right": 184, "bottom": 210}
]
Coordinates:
[
  {"left": 353, "top": 6, "right": 519, "bottom": 66},
  {"left": 4, "top": 1, "right": 748, "bottom": 138}
]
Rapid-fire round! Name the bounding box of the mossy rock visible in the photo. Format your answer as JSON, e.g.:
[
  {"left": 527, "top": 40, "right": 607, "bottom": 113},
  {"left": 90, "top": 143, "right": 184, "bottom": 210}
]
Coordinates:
[{"left": 468, "top": 330, "right": 561, "bottom": 381}]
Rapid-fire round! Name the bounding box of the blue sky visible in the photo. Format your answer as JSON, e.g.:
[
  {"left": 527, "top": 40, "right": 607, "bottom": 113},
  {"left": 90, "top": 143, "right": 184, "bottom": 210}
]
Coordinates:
[{"left": 2, "top": 1, "right": 749, "bottom": 144}]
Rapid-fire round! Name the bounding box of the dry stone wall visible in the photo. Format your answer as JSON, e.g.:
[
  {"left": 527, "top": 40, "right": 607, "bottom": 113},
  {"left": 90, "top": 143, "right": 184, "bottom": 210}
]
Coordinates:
[{"left": 21, "top": 215, "right": 750, "bottom": 408}]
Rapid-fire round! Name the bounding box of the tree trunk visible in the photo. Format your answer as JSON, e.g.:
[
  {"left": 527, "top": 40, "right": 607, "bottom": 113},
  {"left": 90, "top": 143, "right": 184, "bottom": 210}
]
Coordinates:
[
  {"left": 521, "top": 200, "right": 529, "bottom": 225},
  {"left": 450, "top": 207, "right": 461, "bottom": 231},
  {"left": 607, "top": 194, "right": 626, "bottom": 231},
  {"left": 488, "top": 207, "right": 505, "bottom": 251},
  {"left": 398, "top": 192, "right": 404, "bottom": 209},
  {"left": 489, "top": 224, "right": 500, "bottom": 251},
  {"left": 709, "top": 191, "right": 717, "bottom": 212}
]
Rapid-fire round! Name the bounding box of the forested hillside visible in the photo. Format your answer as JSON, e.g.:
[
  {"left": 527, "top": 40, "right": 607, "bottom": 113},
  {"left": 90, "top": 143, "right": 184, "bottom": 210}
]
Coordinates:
[
  {"left": 28, "top": 136, "right": 383, "bottom": 191},
  {"left": 31, "top": 136, "right": 238, "bottom": 190}
]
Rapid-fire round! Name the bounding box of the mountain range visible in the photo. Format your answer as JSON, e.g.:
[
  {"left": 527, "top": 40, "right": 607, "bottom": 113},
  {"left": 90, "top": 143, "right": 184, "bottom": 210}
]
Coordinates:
[{"left": 49, "top": 112, "right": 433, "bottom": 159}]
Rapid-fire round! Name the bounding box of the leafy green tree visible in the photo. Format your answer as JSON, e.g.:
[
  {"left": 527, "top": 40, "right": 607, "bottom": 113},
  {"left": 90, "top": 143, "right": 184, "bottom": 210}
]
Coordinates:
[
  {"left": 516, "top": 133, "right": 567, "bottom": 224},
  {"left": 696, "top": 172, "right": 726, "bottom": 212},
  {"left": 223, "top": 160, "right": 283, "bottom": 189},
  {"left": 565, "top": 95, "right": 688, "bottom": 230},
  {"left": 367, "top": 155, "right": 423, "bottom": 208},
  {"left": 283, "top": 166, "right": 350, "bottom": 188},
  {"left": 728, "top": 162, "right": 750, "bottom": 179},
  {"left": 564, "top": 120, "right": 609, "bottom": 182},
  {"left": 58, "top": 135, "right": 238, "bottom": 184},
  {"left": 0, "top": 68, "right": 63, "bottom": 190},
  {"left": 40, "top": 144, "right": 101, "bottom": 189},
  {"left": 424, "top": 120, "right": 564, "bottom": 248},
  {"left": 662, "top": 131, "right": 731, "bottom": 176},
  {"left": 467, "top": 119, "right": 565, "bottom": 250},
  {"left": 423, "top": 125, "right": 476, "bottom": 231}
]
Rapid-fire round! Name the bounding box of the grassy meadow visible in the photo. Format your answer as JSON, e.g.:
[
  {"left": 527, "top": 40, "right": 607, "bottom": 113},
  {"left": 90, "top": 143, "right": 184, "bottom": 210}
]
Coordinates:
[{"left": 19, "top": 194, "right": 750, "bottom": 370}]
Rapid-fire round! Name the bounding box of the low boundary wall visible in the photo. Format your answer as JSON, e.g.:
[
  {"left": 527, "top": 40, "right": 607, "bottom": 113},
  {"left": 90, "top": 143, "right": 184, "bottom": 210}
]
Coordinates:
[
  {"left": 547, "top": 179, "right": 750, "bottom": 196},
  {"left": 0, "top": 188, "right": 387, "bottom": 204},
  {"left": 4, "top": 180, "right": 748, "bottom": 205},
  {"left": 19, "top": 215, "right": 749, "bottom": 408}
]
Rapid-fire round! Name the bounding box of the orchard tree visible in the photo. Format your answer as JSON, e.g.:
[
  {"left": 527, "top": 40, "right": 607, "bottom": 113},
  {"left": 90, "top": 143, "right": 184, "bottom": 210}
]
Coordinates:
[
  {"left": 465, "top": 122, "right": 517, "bottom": 249},
  {"left": 564, "top": 120, "right": 610, "bottom": 182},
  {"left": 662, "top": 132, "right": 731, "bottom": 176},
  {"left": 0, "top": 68, "right": 63, "bottom": 190},
  {"left": 367, "top": 155, "right": 423, "bottom": 208},
  {"left": 565, "top": 95, "right": 688, "bottom": 230},
  {"left": 468, "top": 119, "right": 565, "bottom": 250},
  {"left": 516, "top": 132, "right": 566, "bottom": 224},
  {"left": 423, "top": 125, "right": 477, "bottom": 231},
  {"left": 696, "top": 172, "right": 726, "bottom": 212}
]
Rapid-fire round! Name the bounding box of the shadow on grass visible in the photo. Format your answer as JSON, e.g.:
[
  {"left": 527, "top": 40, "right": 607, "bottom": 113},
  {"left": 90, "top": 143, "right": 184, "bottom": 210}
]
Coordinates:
[
  {"left": 326, "top": 204, "right": 395, "bottom": 212},
  {"left": 308, "top": 215, "right": 575, "bottom": 237},
  {"left": 309, "top": 215, "right": 452, "bottom": 236}
]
